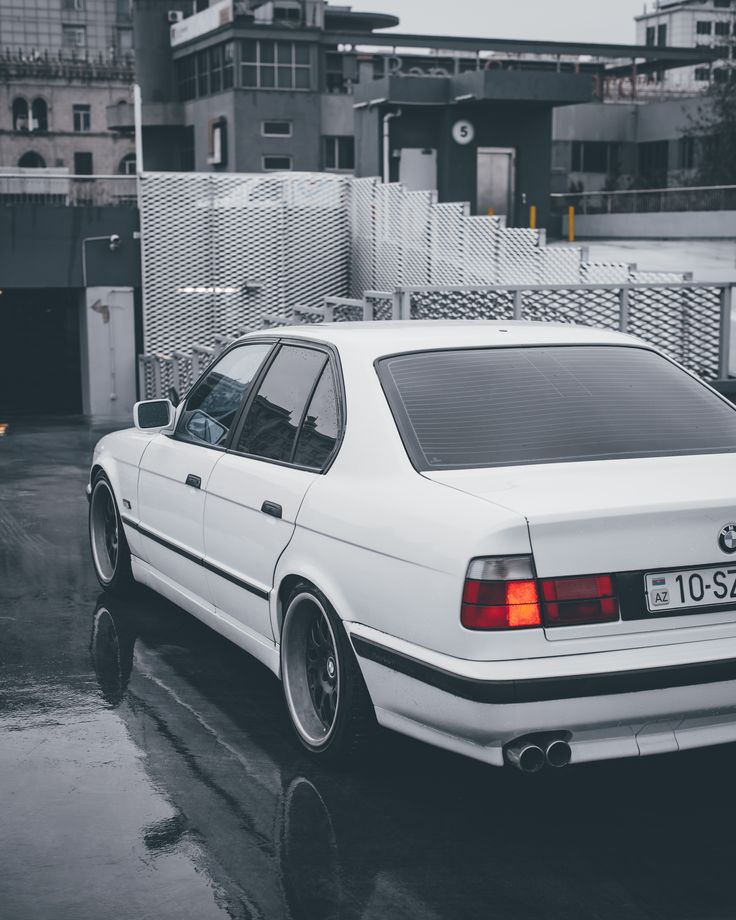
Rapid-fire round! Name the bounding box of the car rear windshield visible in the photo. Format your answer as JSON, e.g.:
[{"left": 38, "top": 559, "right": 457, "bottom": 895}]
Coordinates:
[{"left": 377, "top": 345, "right": 736, "bottom": 470}]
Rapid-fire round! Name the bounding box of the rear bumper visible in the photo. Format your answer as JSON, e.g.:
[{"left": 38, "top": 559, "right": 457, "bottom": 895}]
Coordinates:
[{"left": 348, "top": 624, "right": 736, "bottom": 767}]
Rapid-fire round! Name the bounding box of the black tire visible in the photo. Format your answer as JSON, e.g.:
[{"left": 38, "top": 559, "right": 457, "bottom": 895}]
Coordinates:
[
  {"left": 88, "top": 471, "right": 134, "bottom": 596},
  {"left": 280, "top": 582, "right": 375, "bottom": 762}
]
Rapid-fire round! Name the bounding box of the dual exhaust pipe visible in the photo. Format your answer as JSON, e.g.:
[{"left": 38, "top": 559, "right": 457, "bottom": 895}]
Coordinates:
[{"left": 504, "top": 733, "right": 572, "bottom": 773}]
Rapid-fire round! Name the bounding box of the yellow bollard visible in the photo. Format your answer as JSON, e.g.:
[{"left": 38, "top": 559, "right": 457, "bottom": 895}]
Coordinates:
[
  {"left": 568, "top": 205, "right": 575, "bottom": 242},
  {"left": 486, "top": 207, "right": 495, "bottom": 216},
  {"left": 529, "top": 205, "right": 537, "bottom": 229}
]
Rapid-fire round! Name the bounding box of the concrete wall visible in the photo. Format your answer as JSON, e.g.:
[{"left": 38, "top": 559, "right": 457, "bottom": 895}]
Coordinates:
[
  {"left": 80, "top": 286, "right": 136, "bottom": 420},
  {"left": 0, "top": 205, "right": 140, "bottom": 288},
  {"left": 564, "top": 210, "right": 736, "bottom": 239}
]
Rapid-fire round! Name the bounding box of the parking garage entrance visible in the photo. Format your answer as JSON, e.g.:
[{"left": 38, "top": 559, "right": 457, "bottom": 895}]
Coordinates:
[{"left": 0, "top": 289, "right": 82, "bottom": 416}]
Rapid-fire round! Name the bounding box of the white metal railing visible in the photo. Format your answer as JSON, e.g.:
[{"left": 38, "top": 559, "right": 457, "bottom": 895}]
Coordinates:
[
  {"left": 552, "top": 185, "right": 736, "bottom": 216},
  {"left": 0, "top": 172, "right": 137, "bottom": 207},
  {"left": 139, "top": 281, "right": 735, "bottom": 401}
]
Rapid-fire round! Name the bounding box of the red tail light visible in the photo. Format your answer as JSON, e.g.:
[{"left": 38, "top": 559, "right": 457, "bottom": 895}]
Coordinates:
[
  {"left": 461, "top": 559, "right": 618, "bottom": 630},
  {"left": 540, "top": 575, "right": 618, "bottom": 627},
  {"left": 461, "top": 557, "right": 541, "bottom": 630}
]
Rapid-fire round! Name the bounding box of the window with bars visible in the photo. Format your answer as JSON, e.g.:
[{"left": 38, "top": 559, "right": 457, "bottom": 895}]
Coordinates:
[
  {"left": 62, "top": 25, "right": 86, "bottom": 46},
  {"left": 696, "top": 20, "right": 713, "bottom": 34},
  {"left": 177, "top": 56, "right": 196, "bottom": 101},
  {"left": 715, "top": 20, "right": 731, "bottom": 35},
  {"left": 323, "top": 135, "right": 354, "bottom": 171},
  {"left": 645, "top": 25, "right": 656, "bottom": 46},
  {"left": 241, "top": 40, "right": 311, "bottom": 90}
]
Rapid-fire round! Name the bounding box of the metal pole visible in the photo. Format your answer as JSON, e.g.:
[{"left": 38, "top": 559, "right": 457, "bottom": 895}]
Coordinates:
[
  {"left": 133, "top": 83, "right": 144, "bottom": 173},
  {"left": 719, "top": 285, "right": 733, "bottom": 379},
  {"left": 382, "top": 109, "right": 401, "bottom": 184},
  {"left": 513, "top": 288, "right": 523, "bottom": 320},
  {"left": 618, "top": 286, "right": 630, "bottom": 333}
]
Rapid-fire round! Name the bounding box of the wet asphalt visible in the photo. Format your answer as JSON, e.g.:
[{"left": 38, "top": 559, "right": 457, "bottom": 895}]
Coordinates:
[{"left": 3, "top": 419, "right": 736, "bottom": 920}]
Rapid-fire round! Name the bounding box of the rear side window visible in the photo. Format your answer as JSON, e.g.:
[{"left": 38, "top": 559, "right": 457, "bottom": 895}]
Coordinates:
[
  {"left": 378, "top": 345, "right": 736, "bottom": 469},
  {"left": 177, "top": 342, "right": 272, "bottom": 447},
  {"left": 293, "top": 364, "right": 340, "bottom": 469},
  {"left": 236, "top": 344, "right": 327, "bottom": 463}
]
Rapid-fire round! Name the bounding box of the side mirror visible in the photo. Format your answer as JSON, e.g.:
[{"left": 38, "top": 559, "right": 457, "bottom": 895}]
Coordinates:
[
  {"left": 168, "top": 386, "right": 180, "bottom": 408},
  {"left": 133, "top": 398, "right": 175, "bottom": 431}
]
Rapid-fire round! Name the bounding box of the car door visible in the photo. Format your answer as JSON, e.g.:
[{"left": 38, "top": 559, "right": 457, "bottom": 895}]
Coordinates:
[
  {"left": 203, "top": 341, "right": 343, "bottom": 640},
  {"left": 137, "top": 341, "right": 274, "bottom": 599}
]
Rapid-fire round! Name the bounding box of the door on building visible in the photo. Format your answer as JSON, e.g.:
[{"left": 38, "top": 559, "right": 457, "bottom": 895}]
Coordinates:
[
  {"left": 399, "top": 148, "right": 438, "bottom": 192},
  {"left": 0, "top": 289, "right": 82, "bottom": 416},
  {"left": 477, "top": 147, "right": 516, "bottom": 221}
]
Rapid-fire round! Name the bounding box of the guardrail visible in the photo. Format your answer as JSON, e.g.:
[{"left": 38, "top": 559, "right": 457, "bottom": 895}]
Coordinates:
[
  {"left": 552, "top": 185, "right": 736, "bottom": 216},
  {"left": 138, "top": 281, "right": 735, "bottom": 399},
  {"left": 0, "top": 173, "right": 137, "bottom": 207}
]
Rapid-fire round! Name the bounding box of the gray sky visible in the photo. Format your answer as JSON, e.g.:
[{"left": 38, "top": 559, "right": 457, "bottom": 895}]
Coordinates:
[{"left": 346, "top": 0, "right": 647, "bottom": 45}]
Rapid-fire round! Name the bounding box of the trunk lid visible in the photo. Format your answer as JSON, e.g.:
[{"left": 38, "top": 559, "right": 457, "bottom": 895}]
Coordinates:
[{"left": 425, "top": 453, "right": 736, "bottom": 641}]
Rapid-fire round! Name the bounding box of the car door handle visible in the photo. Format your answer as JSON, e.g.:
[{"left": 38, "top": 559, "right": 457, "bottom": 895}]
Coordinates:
[
  {"left": 261, "top": 501, "right": 282, "bottom": 519},
  {"left": 185, "top": 474, "right": 202, "bottom": 489}
]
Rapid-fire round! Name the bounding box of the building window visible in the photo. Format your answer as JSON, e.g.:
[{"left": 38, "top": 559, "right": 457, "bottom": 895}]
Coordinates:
[
  {"left": 177, "top": 56, "right": 196, "bottom": 101},
  {"left": 210, "top": 44, "right": 223, "bottom": 93},
  {"left": 12, "top": 97, "right": 29, "bottom": 132},
  {"left": 73, "top": 103, "right": 91, "bottom": 131},
  {"left": 695, "top": 66, "right": 711, "bottom": 81},
  {"left": 645, "top": 26, "right": 656, "bottom": 46},
  {"left": 31, "top": 98, "right": 48, "bottom": 132},
  {"left": 696, "top": 20, "right": 712, "bottom": 34},
  {"left": 657, "top": 23, "right": 667, "bottom": 45},
  {"left": 637, "top": 140, "right": 669, "bottom": 185},
  {"left": 262, "top": 155, "right": 293, "bottom": 171},
  {"left": 18, "top": 151, "right": 46, "bottom": 168},
  {"left": 323, "top": 135, "right": 354, "bottom": 171},
  {"left": 117, "top": 27, "right": 133, "bottom": 51},
  {"left": 62, "top": 25, "right": 87, "bottom": 47},
  {"left": 208, "top": 117, "right": 228, "bottom": 167},
  {"left": 118, "top": 153, "right": 136, "bottom": 175},
  {"left": 240, "top": 40, "right": 311, "bottom": 90},
  {"left": 197, "top": 50, "right": 209, "bottom": 96},
  {"left": 262, "top": 120, "right": 292, "bottom": 137},
  {"left": 74, "top": 152, "right": 93, "bottom": 175},
  {"left": 714, "top": 0, "right": 731, "bottom": 7},
  {"left": 677, "top": 136, "right": 695, "bottom": 170},
  {"left": 571, "top": 141, "right": 620, "bottom": 174},
  {"left": 62, "top": 0, "right": 85, "bottom": 9},
  {"left": 223, "top": 42, "right": 234, "bottom": 89},
  {"left": 177, "top": 43, "right": 233, "bottom": 100},
  {"left": 324, "top": 51, "right": 356, "bottom": 93},
  {"left": 116, "top": 0, "right": 132, "bottom": 20},
  {"left": 713, "top": 67, "right": 731, "bottom": 83},
  {"left": 715, "top": 20, "right": 731, "bottom": 35}
]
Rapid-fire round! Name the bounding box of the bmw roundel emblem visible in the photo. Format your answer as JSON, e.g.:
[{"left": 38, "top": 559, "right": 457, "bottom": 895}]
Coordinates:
[{"left": 719, "top": 525, "right": 736, "bottom": 554}]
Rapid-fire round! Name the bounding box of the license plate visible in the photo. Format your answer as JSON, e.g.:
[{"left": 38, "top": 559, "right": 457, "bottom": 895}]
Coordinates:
[{"left": 645, "top": 565, "right": 736, "bottom": 613}]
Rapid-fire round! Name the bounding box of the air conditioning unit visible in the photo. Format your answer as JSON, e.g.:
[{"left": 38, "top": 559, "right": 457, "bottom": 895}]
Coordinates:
[{"left": 168, "top": 10, "right": 184, "bottom": 23}]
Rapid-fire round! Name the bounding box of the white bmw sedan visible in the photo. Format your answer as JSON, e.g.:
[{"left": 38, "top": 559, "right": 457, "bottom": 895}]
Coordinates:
[{"left": 88, "top": 322, "right": 736, "bottom": 772}]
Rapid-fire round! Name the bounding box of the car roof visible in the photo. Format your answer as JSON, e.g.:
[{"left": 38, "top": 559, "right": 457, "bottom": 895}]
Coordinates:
[{"left": 245, "top": 320, "right": 643, "bottom": 358}]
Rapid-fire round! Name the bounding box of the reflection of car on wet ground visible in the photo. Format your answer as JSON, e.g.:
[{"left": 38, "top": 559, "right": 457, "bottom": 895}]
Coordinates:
[{"left": 88, "top": 321, "right": 736, "bottom": 772}]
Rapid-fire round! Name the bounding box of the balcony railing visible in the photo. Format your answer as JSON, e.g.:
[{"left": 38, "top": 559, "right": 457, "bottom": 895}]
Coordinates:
[
  {"left": 551, "top": 185, "right": 736, "bottom": 215},
  {"left": 0, "top": 172, "right": 137, "bottom": 207}
]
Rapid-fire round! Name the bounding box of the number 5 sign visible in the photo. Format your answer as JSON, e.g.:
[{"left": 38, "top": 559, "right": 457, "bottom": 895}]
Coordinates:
[{"left": 452, "top": 120, "right": 475, "bottom": 145}]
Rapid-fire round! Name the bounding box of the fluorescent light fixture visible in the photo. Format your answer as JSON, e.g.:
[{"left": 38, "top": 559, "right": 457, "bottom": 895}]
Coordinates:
[{"left": 176, "top": 286, "right": 242, "bottom": 294}]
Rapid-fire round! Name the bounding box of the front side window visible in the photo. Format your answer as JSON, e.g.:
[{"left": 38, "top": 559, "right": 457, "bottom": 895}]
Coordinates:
[
  {"left": 236, "top": 345, "right": 328, "bottom": 463},
  {"left": 178, "top": 343, "right": 272, "bottom": 447},
  {"left": 378, "top": 346, "right": 736, "bottom": 470}
]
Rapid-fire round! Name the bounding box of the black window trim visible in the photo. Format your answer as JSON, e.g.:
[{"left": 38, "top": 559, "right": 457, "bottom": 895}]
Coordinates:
[
  {"left": 226, "top": 335, "right": 346, "bottom": 474},
  {"left": 374, "top": 342, "right": 736, "bottom": 473},
  {"left": 172, "top": 336, "right": 279, "bottom": 453}
]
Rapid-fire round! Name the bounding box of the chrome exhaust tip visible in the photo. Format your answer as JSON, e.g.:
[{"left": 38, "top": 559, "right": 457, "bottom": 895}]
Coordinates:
[
  {"left": 544, "top": 738, "right": 572, "bottom": 769},
  {"left": 504, "top": 740, "right": 546, "bottom": 774}
]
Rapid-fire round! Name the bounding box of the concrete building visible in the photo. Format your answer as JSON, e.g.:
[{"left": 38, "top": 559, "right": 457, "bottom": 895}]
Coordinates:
[
  {"left": 129, "top": 0, "right": 712, "bottom": 229},
  {"left": 0, "top": 0, "right": 137, "bottom": 174},
  {"left": 636, "top": 0, "right": 736, "bottom": 90}
]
